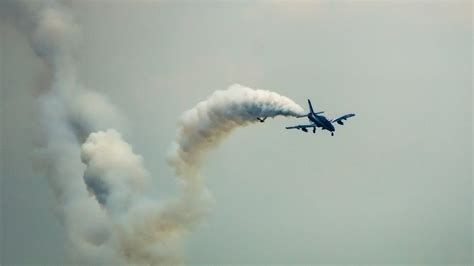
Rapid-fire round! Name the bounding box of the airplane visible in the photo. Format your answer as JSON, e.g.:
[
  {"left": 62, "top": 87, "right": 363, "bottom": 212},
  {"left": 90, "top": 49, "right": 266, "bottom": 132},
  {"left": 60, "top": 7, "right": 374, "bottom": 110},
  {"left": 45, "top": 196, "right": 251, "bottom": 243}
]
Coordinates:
[
  {"left": 286, "top": 99, "right": 355, "bottom": 136},
  {"left": 257, "top": 117, "right": 267, "bottom": 123}
]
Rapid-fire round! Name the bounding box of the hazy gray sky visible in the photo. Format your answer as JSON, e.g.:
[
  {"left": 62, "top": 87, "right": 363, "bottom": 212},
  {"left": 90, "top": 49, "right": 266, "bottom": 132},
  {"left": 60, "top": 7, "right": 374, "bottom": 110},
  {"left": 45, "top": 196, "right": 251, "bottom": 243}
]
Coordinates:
[{"left": 1, "top": 1, "right": 472, "bottom": 264}]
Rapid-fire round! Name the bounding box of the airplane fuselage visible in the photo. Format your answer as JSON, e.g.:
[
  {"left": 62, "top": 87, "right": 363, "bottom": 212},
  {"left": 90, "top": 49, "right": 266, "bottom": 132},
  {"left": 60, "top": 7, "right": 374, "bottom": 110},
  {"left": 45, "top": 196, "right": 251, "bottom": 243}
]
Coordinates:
[
  {"left": 308, "top": 113, "right": 335, "bottom": 132},
  {"left": 285, "top": 99, "right": 354, "bottom": 136}
]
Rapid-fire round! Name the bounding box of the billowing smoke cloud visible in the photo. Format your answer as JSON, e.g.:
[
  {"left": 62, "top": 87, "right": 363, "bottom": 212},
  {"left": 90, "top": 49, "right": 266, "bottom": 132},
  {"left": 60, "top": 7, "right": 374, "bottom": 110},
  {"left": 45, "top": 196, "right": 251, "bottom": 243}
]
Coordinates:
[
  {"left": 2, "top": 0, "right": 304, "bottom": 265},
  {"left": 81, "top": 130, "right": 150, "bottom": 211},
  {"left": 79, "top": 129, "right": 189, "bottom": 264}
]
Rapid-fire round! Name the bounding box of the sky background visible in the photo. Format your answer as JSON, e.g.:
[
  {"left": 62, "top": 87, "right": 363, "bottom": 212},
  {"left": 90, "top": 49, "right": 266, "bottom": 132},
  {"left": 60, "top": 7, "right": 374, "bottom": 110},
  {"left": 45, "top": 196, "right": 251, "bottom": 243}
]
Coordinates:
[{"left": 1, "top": 1, "right": 472, "bottom": 264}]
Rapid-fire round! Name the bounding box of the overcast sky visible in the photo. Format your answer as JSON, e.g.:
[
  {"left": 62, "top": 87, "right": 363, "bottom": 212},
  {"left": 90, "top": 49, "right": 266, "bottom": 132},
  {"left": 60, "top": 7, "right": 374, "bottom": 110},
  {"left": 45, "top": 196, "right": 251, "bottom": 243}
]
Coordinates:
[{"left": 1, "top": 1, "right": 472, "bottom": 264}]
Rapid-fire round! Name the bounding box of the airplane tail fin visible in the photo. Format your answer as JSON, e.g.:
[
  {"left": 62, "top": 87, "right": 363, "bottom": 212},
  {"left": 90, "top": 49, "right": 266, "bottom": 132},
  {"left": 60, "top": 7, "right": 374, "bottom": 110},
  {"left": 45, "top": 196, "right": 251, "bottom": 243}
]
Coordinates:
[{"left": 308, "top": 99, "right": 315, "bottom": 114}]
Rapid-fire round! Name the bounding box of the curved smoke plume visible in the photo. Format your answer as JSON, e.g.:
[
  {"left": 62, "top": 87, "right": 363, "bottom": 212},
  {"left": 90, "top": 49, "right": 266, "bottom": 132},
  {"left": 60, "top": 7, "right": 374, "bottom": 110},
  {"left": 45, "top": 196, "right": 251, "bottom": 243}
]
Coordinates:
[
  {"left": 77, "top": 85, "right": 304, "bottom": 264},
  {"left": 168, "top": 84, "right": 304, "bottom": 178},
  {"left": 3, "top": 0, "right": 305, "bottom": 265}
]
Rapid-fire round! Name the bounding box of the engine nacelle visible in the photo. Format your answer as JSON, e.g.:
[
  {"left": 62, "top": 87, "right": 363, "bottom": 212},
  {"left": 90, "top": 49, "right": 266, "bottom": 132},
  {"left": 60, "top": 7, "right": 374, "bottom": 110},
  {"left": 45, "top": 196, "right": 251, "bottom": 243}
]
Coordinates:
[
  {"left": 337, "top": 121, "right": 344, "bottom": 125},
  {"left": 302, "top": 128, "right": 308, "bottom": 132}
]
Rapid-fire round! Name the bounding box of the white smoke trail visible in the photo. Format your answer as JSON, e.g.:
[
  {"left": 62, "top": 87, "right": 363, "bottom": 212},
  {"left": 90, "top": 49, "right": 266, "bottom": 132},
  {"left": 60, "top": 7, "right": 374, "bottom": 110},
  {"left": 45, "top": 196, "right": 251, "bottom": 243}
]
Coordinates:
[
  {"left": 168, "top": 84, "right": 305, "bottom": 178},
  {"left": 77, "top": 85, "right": 305, "bottom": 264},
  {"left": 2, "top": 1, "right": 305, "bottom": 265}
]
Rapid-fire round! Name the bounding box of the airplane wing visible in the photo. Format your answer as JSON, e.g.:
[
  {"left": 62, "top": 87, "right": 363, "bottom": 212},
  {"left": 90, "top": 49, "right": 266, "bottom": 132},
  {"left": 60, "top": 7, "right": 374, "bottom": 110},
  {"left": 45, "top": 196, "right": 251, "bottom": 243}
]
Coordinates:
[
  {"left": 285, "top": 124, "right": 315, "bottom": 129},
  {"left": 332, "top": 113, "right": 356, "bottom": 125}
]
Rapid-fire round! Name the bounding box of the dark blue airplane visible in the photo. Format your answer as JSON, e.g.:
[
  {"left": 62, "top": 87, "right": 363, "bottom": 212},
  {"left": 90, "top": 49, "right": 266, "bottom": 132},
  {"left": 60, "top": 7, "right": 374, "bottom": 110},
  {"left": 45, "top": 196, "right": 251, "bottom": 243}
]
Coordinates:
[{"left": 286, "top": 99, "right": 355, "bottom": 136}]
